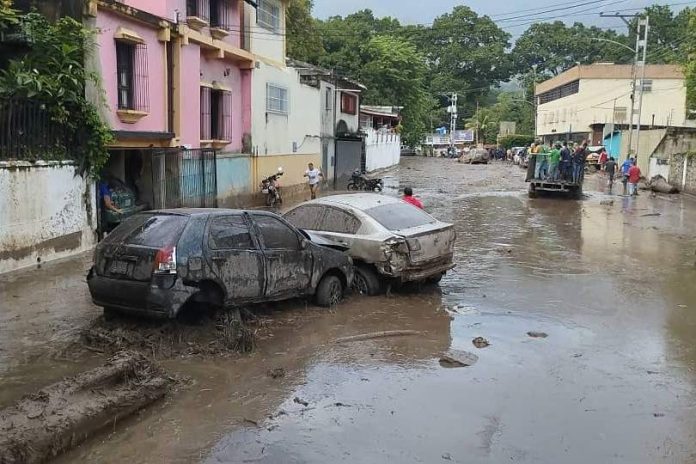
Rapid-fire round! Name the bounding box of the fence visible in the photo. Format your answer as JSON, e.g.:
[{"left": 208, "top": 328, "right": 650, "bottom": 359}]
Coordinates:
[
  {"left": 151, "top": 148, "right": 218, "bottom": 209},
  {"left": 0, "top": 98, "right": 69, "bottom": 160}
]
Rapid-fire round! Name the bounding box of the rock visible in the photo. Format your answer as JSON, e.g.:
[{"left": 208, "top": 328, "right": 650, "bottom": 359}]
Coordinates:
[
  {"left": 600, "top": 200, "right": 614, "bottom": 206},
  {"left": 442, "top": 453, "right": 452, "bottom": 460},
  {"left": 439, "top": 350, "right": 478, "bottom": 368},
  {"left": 293, "top": 397, "right": 309, "bottom": 407},
  {"left": 472, "top": 337, "right": 490, "bottom": 348},
  {"left": 527, "top": 331, "right": 548, "bottom": 338},
  {"left": 268, "top": 368, "right": 286, "bottom": 379}
]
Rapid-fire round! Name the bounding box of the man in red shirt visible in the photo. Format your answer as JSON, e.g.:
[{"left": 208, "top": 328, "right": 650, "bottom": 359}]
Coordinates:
[
  {"left": 628, "top": 162, "right": 641, "bottom": 196},
  {"left": 402, "top": 187, "right": 424, "bottom": 209}
]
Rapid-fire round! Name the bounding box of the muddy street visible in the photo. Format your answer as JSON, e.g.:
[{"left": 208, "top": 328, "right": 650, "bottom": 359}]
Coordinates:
[{"left": 3, "top": 157, "right": 696, "bottom": 463}]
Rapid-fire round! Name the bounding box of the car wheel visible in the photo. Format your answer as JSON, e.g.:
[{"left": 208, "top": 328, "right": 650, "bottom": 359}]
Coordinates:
[
  {"left": 351, "top": 265, "right": 382, "bottom": 296},
  {"left": 316, "top": 275, "right": 344, "bottom": 307}
]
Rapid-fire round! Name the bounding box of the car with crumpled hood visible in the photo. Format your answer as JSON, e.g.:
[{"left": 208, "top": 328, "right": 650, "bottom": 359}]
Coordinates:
[
  {"left": 88, "top": 209, "right": 353, "bottom": 318},
  {"left": 283, "top": 194, "right": 456, "bottom": 295}
]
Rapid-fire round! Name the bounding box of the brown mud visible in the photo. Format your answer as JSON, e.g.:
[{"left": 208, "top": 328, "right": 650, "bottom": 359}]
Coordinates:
[{"left": 0, "top": 352, "right": 170, "bottom": 464}]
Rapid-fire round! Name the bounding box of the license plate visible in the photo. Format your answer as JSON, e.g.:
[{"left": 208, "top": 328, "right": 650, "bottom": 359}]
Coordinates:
[
  {"left": 262, "top": 189, "right": 269, "bottom": 194},
  {"left": 110, "top": 260, "right": 128, "bottom": 275}
]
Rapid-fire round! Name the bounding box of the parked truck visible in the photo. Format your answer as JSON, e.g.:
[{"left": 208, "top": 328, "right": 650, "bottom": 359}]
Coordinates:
[{"left": 526, "top": 153, "right": 583, "bottom": 198}]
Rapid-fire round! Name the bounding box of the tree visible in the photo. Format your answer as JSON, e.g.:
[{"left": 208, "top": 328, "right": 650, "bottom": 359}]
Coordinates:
[
  {"left": 628, "top": 6, "right": 693, "bottom": 64},
  {"left": 686, "top": 10, "right": 696, "bottom": 117},
  {"left": 286, "top": 0, "right": 324, "bottom": 63},
  {"left": 360, "top": 35, "right": 433, "bottom": 146},
  {"left": 421, "top": 6, "right": 512, "bottom": 112}
]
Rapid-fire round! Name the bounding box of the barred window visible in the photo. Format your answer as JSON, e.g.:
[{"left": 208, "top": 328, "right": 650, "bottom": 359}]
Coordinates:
[
  {"left": 538, "top": 80, "right": 579, "bottom": 105},
  {"left": 257, "top": 0, "right": 280, "bottom": 31},
  {"left": 210, "top": 0, "right": 232, "bottom": 29},
  {"left": 266, "top": 83, "right": 288, "bottom": 114},
  {"left": 115, "top": 40, "right": 149, "bottom": 112},
  {"left": 186, "top": 0, "right": 210, "bottom": 21},
  {"left": 201, "top": 86, "right": 233, "bottom": 141}
]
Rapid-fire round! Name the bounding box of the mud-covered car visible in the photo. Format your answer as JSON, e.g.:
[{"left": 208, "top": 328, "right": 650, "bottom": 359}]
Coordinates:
[
  {"left": 88, "top": 209, "right": 354, "bottom": 318},
  {"left": 284, "top": 194, "right": 456, "bottom": 295}
]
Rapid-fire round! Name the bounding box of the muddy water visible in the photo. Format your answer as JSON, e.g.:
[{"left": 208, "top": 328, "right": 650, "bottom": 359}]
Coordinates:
[{"left": 5, "top": 158, "right": 696, "bottom": 463}]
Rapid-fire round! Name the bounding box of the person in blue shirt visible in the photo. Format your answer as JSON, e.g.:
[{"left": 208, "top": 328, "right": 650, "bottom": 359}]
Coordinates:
[
  {"left": 620, "top": 157, "right": 634, "bottom": 195},
  {"left": 99, "top": 180, "right": 122, "bottom": 234}
]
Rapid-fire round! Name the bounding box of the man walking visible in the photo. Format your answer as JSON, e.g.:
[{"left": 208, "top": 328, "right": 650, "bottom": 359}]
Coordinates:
[
  {"left": 304, "top": 163, "right": 323, "bottom": 200},
  {"left": 621, "top": 157, "right": 634, "bottom": 195},
  {"left": 605, "top": 157, "right": 617, "bottom": 190},
  {"left": 628, "top": 162, "right": 641, "bottom": 196}
]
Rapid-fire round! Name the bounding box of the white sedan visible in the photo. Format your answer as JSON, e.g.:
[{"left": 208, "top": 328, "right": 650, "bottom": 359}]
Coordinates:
[{"left": 284, "top": 193, "right": 456, "bottom": 295}]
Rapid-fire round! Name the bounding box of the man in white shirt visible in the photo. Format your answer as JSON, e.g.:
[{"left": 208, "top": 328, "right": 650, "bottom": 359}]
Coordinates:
[{"left": 304, "top": 163, "right": 323, "bottom": 199}]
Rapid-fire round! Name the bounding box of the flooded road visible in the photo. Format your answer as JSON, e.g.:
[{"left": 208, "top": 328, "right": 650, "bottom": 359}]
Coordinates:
[{"left": 4, "top": 157, "right": 696, "bottom": 463}]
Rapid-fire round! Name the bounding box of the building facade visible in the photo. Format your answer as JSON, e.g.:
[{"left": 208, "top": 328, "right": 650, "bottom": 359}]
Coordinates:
[{"left": 535, "top": 64, "right": 694, "bottom": 148}]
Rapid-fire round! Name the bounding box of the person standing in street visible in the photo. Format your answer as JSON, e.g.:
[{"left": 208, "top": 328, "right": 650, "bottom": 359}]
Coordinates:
[
  {"left": 604, "top": 157, "right": 617, "bottom": 190},
  {"left": 402, "top": 187, "right": 424, "bottom": 209},
  {"left": 621, "top": 157, "right": 634, "bottom": 195},
  {"left": 304, "top": 163, "right": 323, "bottom": 200},
  {"left": 628, "top": 162, "right": 642, "bottom": 196}
]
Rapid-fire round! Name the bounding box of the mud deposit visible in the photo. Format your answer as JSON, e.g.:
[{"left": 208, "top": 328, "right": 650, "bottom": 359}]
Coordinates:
[{"left": 0, "top": 352, "right": 170, "bottom": 464}]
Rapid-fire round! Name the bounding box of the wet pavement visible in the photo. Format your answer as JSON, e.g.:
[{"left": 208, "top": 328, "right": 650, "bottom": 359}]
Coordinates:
[{"left": 3, "top": 157, "right": 696, "bottom": 463}]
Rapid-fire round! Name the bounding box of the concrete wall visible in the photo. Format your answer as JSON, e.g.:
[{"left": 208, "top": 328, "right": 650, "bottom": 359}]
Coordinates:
[
  {"left": 243, "top": 0, "right": 285, "bottom": 63},
  {"left": 364, "top": 129, "right": 401, "bottom": 172},
  {"left": 648, "top": 157, "right": 670, "bottom": 179},
  {"left": 669, "top": 153, "right": 696, "bottom": 194},
  {"left": 0, "top": 161, "right": 96, "bottom": 274},
  {"left": 253, "top": 153, "right": 321, "bottom": 189},
  {"left": 250, "top": 61, "right": 321, "bottom": 158},
  {"left": 537, "top": 77, "right": 694, "bottom": 137},
  {"left": 618, "top": 129, "right": 666, "bottom": 170},
  {"left": 216, "top": 153, "right": 253, "bottom": 207},
  {"left": 96, "top": 10, "right": 168, "bottom": 133}
]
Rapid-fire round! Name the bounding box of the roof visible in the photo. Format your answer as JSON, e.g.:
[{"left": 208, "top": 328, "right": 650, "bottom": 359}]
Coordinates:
[
  {"left": 310, "top": 193, "right": 401, "bottom": 210},
  {"left": 286, "top": 59, "right": 366, "bottom": 91},
  {"left": 535, "top": 63, "right": 684, "bottom": 95},
  {"left": 360, "top": 105, "right": 402, "bottom": 118}
]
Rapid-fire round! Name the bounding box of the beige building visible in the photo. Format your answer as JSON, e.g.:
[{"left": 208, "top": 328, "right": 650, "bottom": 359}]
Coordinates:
[{"left": 535, "top": 64, "right": 694, "bottom": 146}]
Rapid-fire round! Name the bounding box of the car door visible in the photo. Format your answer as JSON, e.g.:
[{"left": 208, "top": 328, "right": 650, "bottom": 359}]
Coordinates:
[
  {"left": 205, "top": 214, "right": 264, "bottom": 301},
  {"left": 250, "top": 214, "right": 313, "bottom": 298}
]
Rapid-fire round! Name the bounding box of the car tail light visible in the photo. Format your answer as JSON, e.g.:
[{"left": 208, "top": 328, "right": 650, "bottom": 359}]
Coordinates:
[
  {"left": 154, "top": 246, "right": 177, "bottom": 274},
  {"left": 384, "top": 238, "right": 409, "bottom": 253}
]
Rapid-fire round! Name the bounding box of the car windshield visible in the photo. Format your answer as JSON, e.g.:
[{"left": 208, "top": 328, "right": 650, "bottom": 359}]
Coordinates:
[
  {"left": 103, "top": 214, "right": 188, "bottom": 248},
  {"left": 364, "top": 203, "right": 435, "bottom": 231}
]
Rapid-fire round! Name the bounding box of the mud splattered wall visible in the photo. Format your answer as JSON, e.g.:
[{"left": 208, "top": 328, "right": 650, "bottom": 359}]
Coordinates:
[{"left": 0, "top": 161, "right": 97, "bottom": 274}]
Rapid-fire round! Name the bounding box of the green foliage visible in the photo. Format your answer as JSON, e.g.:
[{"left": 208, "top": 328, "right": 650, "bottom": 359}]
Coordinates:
[
  {"left": 286, "top": 0, "right": 324, "bottom": 63},
  {"left": 629, "top": 6, "right": 693, "bottom": 64},
  {"left": 0, "top": 0, "right": 18, "bottom": 32},
  {"left": 465, "top": 93, "right": 534, "bottom": 144},
  {"left": 361, "top": 35, "right": 433, "bottom": 147},
  {"left": 0, "top": 10, "right": 111, "bottom": 174},
  {"left": 498, "top": 134, "right": 535, "bottom": 150}
]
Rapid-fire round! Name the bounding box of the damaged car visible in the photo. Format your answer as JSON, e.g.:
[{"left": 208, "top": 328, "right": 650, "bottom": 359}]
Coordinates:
[
  {"left": 88, "top": 209, "right": 354, "bottom": 318},
  {"left": 284, "top": 194, "right": 456, "bottom": 295}
]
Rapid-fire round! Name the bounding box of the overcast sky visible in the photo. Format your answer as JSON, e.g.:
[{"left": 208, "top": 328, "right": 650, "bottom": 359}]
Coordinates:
[{"left": 312, "top": 0, "right": 688, "bottom": 36}]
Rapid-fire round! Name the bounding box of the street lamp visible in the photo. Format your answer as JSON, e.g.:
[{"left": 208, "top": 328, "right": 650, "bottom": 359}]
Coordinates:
[{"left": 590, "top": 37, "right": 635, "bottom": 53}]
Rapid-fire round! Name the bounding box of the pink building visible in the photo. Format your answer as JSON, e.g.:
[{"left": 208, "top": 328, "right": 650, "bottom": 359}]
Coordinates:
[{"left": 89, "top": 0, "right": 254, "bottom": 211}]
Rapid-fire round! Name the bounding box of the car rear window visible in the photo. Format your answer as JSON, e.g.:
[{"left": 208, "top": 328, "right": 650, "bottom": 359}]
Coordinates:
[
  {"left": 103, "top": 214, "right": 188, "bottom": 248},
  {"left": 364, "top": 203, "right": 435, "bottom": 231}
]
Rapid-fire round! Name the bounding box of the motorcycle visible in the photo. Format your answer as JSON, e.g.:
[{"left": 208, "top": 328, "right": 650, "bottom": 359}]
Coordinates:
[
  {"left": 347, "top": 170, "right": 383, "bottom": 192},
  {"left": 261, "top": 169, "right": 284, "bottom": 207}
]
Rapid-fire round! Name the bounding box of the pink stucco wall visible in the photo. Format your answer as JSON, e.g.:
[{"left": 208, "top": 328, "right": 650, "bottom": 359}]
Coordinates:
[
  {"left": 179, "top": 44, "right": 201, "bottom": 147},
  {"left": 97, "top": 11, "right": 167, "bottom": 133},
  {"left": 119, "top": 0, "right": 169, "bottom": 19},
  {"left": 166, "top": 0, "right": 242, "bottom": 48}
]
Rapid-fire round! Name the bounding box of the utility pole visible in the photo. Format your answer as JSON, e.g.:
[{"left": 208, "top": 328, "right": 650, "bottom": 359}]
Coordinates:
[
  {"left": 600, "top": 12, "right": 649, "bottom": 163},
  {"left": 633, "top": 17, "right": 649, "bottom": 166},
  {"left": 449, "top": 93, "right": 458, "bottom": 151},
  {"left": 475, "top": 99, "right": 480, "bottom": 145}
]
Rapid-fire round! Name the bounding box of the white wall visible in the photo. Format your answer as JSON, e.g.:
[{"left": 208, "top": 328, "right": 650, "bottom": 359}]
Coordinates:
[
  {"left": 0, "top": 161, "right": 97, "bottom": 274},
  {"left": 649, "top": 157, "right": 671, "bottom": 179},
  {"left": 251, "top": 60, "right": 321, "bottom": 157},
  {"left": 335, "top": 90, "right": 360, "bottom": 133},
  {"left": 365, "top": 128, "right": 400, "bottom": 172},
  {"left": 244, "top": 0, "right": 285, "bottom": 63},
  {"left": 537, "top": 78, "right": 694, "bottom": 137}
]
